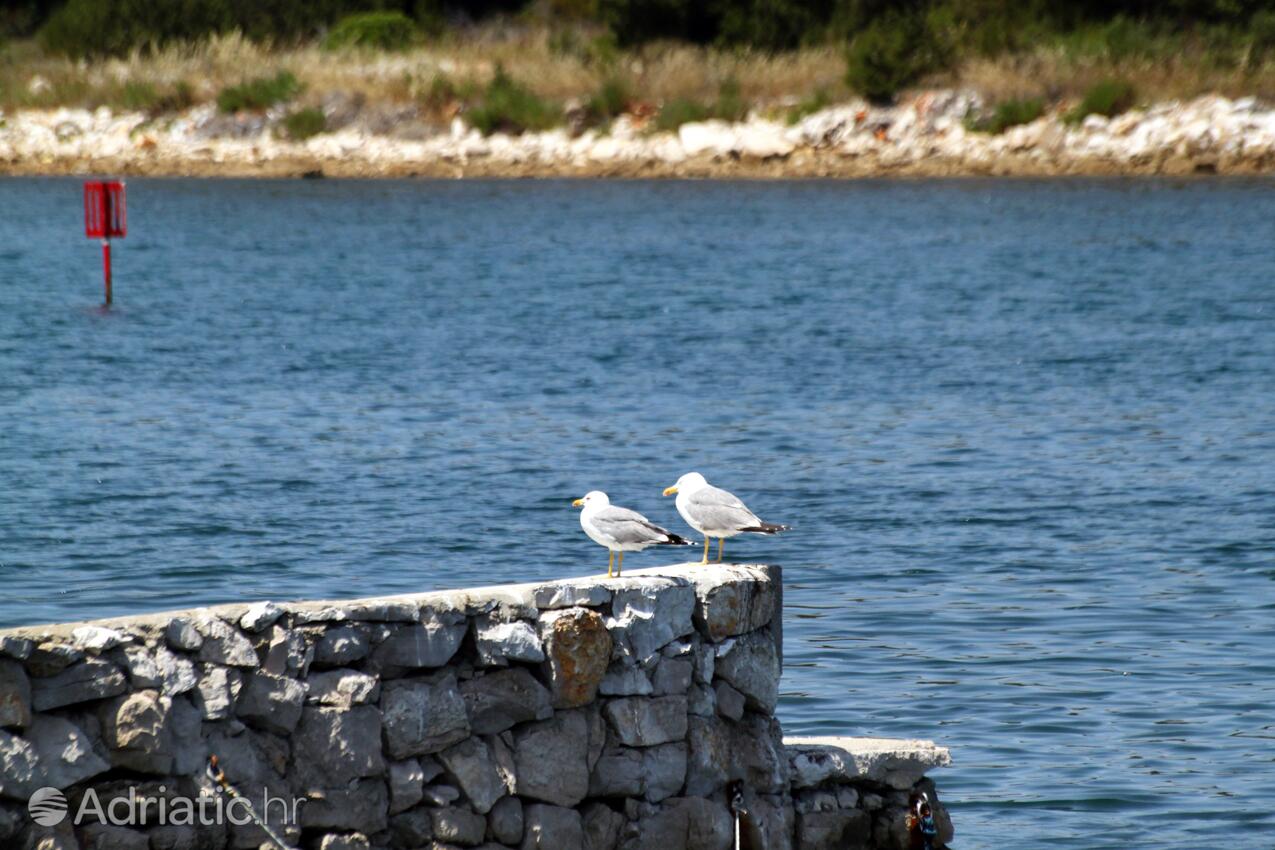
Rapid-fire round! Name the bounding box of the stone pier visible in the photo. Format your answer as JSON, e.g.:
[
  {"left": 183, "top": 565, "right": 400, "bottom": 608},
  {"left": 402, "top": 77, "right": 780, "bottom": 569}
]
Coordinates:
[{"left": 0, "top": 564, "right": 952, "bottom": 850}]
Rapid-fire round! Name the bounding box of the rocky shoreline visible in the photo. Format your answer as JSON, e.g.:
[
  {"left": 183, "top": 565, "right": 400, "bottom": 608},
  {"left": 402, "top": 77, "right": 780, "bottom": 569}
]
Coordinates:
[{"left": 4, "top": 90, "right": 1275, "bottom": 179}]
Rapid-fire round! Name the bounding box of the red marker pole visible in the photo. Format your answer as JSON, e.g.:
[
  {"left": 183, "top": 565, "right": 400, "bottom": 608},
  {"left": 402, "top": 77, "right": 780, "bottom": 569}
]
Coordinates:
[
  {"left": 84, "top": 180, "right": 125, "bottom": 307},
  {"left": 102, "top": 238, "right": 112, "bottom": 307}
]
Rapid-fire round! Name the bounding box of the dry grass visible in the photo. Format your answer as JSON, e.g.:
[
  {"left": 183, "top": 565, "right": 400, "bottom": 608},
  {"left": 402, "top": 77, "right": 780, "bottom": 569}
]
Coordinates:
[
  {"left": 938, "top": 46, "right": 1275, "bottom": 105},
  {"left": 4, "top": 24, "right": 1275, "bottom": 117}
]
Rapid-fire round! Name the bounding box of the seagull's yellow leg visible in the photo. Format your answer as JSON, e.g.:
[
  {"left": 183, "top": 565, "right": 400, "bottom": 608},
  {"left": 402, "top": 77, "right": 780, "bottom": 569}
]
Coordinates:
[
  {"left": 701, "top": 537, "right": 710, "bottom": 565},
  {"left": 607, "top": 550, "right": 614, "bottom": 578},
  {"left": 617, "top": 551, "right": 624, "bottom": 577},
  {"left": 717, "top": 538, "right": 724, "bottom": 563}
]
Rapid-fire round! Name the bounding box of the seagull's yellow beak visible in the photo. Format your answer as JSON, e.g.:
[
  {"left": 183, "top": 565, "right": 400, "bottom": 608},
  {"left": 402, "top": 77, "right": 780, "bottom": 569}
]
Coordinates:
[
  {"left": 572, "top": 498, "right": 584, "bottom": 507},
  {"left": 662, "top": 485, "right": 678, "bottom": 497}
]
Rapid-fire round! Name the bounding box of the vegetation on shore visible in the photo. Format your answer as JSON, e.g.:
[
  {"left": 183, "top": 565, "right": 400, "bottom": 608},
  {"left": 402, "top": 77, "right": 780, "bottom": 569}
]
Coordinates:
[{"left": 4, "top": 2, "right": 1275, "bottom": 138}]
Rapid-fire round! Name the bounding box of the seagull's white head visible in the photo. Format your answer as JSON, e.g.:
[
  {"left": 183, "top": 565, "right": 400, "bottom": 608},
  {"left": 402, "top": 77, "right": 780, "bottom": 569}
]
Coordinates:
[
  {"left": 572, "top": 491, "right": 610, "bottom": 509},
  {"left": 662, "top": 472, "right": 707, "bottom": 497}
]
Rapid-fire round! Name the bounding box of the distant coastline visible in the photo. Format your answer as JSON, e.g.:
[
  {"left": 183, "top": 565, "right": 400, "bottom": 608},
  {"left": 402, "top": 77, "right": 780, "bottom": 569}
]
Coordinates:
[{"left": 5, "top": 90, "right": 1273, "bottom": 179}]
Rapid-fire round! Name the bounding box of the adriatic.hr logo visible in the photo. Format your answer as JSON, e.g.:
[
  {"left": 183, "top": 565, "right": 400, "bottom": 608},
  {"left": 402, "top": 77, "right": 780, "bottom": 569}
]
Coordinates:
[
  {"left": 27, "top": 787, "right": 68, "bottom": 826},
  {"left": 25, "top": 785, "right": 305, "bottom": 828}
]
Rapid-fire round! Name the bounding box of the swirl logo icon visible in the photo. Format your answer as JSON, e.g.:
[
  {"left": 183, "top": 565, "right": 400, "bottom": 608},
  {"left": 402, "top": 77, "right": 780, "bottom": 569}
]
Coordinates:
[{"left": 28, "top": 787, "right": 68, "bottom": 826}]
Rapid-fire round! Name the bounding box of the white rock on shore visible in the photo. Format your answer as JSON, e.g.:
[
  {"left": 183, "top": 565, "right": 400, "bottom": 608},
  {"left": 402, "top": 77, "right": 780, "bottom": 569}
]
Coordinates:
[{"left": 3, "top": 89, "right": 1272, "bottom": 175}]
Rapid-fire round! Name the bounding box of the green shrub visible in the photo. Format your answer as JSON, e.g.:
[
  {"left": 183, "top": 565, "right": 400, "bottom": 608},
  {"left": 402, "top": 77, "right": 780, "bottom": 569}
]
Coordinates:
[
  {"left": 584, "top": 76, "right": 631, "bottom": 126},
  {"left": 467, "top": 67, "right": 561, "bottom": 135},
  {"left": 967, "top": 97, "right": 1044, "bottom": 134},
  {"left": 654, "top": 97, "right": 710, "bottom": 131},
  {"left": 281, "top": 106, "right": 326, "bottom": 139},
  {"left": 217, "top": 71, "right": 302, "bottom": 113},
  {"left": 786, "top": 88, "right": 832, "bottom": 124},
  {"left": 845, "top": 10, "right": 948, "bottom": 103},
  {"left": 1066, "top": 79, "right": 1135, "bottom": 124},
  {"left": 324, "top": 11, "right": 418, "bottom": 51},
  {"left": 653, "top": 80, "right": 747, "bottom": 132}
]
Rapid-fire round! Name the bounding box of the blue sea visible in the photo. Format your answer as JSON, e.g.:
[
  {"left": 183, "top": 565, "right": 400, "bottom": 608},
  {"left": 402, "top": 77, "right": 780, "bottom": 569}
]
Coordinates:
[{"left": 2, "top": 177, "right": 1273, "bottom": 847}]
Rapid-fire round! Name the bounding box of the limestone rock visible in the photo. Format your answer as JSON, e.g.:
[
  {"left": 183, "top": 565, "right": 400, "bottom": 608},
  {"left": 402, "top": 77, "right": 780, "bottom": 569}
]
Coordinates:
[
  {"left": 100, "top": 689, "right": 174, "bottom": 774},
  {"left": 31, "top": 658, "right": 127, "bottom": 710},
  {"left": 784, "top": 737, "right": 951, "bottom": 790},
  {"left": 713, "top": 630, "right": 779, "bottom": 713},
  {"left": 389, "top": 758, "right": 426, "bottom": 814},
  {"left": 610, "top": 581, "right": 695, "bottom": 661},
  {"left": 314, "top": 625, "right": 370, "bottom": 666},
  {"left": 687, "top": 683, "right": 715, "bottom": 717},
  {"left": 603, "top": 696, "right": 688, "bottom": 747},
  {"left": 307, "top": 669, "right": 379, "bottom": 707},
  {"left": 78, "top": 823, "right": 148, "bottom": 850},
  {"left": 373, "top": 611, "right": 468, "bottom": 670},
  {"left": 512, "top": 710, "right": 591, "bottom": 807},
  {"left": 26, "top": 643, "right": 86, "bottom": 678},
  {"left": 0, "top": 636, "right": 33, "bottom": 660},
  {"left": 70, "top": 626, "right": 127, "bottom": 652},
  {"left": 687, "top": 567, "right": 776, "bottom": 641},
  {"left": 474, "top": 618, "right": 544, "bottom": 666},
  {"left": 119, "top": 646, "right": 197, "bottom": 697},
  {"left": 487, "top": 795, "right": 524, "bottom": 845},
  {"left": 236, "top": 672, "right": 306, "bottom": 734},
  {"left": 460, "top": 668, "right": 553, "bottom": 735},
  {"left": 293, "top": 705, "right": 385, "bottom": 788},
  {"left": 239, "top": 601, "right": 284, "bottom": 632},
  {"left": 622, "top": 796, "right": 732, "bottom": 850},
  {"left": 531, "top": 581, "right": 612, "bottom": 610},
  {"left": 193, "top": 664, "right": 240, "bottom": 720},
  {"left": 1, "top": 714, "right": 108, "bottom": 796},
  {"left": 437, "top": 737, "right": 508, "bottom": 813},
  {"left": 521, "top": 803, "right": 583, "bottom": 850},
  {"left": 423, "top": 782, "right": 461, "bottom": 806},
  {"left": 381, "top": 674, "right": 470, "bottom": 759},
  {"left": 430, "top": 807, "right": 486, "bottom": 846},
  {"left": 194, "top": 617, "right": 258, "bottom": 667},
  {"left": 539, "top": 608, "right": 611, "bottom": 709},
  {"left": 0, "top": 660, "right": 31, "bottom": 729},
  {"left": 164, "top": 618, "right": 203, "bottom": 651}
]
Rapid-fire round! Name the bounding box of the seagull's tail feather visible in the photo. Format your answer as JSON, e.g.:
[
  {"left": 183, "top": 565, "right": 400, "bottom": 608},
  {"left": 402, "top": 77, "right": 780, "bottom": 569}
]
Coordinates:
[
  {"left": 741, "top": 522, "right": 789, "bottom": 534},
  {"left": 658, "top": 532, "right": 695, "bottom": 546}
]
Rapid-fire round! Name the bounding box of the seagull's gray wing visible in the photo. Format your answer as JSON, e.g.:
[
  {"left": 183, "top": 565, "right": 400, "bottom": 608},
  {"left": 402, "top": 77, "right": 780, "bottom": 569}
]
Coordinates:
[
  {"left": 686, "top": 485, "right": 762, "bottom": 531},
  {"left": 592, "top": 505, "right": 678, "bottom": 546}
]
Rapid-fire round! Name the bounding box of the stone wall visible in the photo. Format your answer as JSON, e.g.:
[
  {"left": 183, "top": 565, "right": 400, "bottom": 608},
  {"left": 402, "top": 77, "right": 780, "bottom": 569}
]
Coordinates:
[{"left": 0, "top": 564, "right": 952, "bottom": 850}]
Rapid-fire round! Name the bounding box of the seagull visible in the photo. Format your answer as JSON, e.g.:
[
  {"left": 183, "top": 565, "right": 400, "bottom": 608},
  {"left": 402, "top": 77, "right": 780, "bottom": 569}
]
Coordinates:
[
  {"left": 572, "top": 491, "right": 692, "bottom": 577},
  {"left": 662, "top": 472, "right": 789, "bottom": 564}
]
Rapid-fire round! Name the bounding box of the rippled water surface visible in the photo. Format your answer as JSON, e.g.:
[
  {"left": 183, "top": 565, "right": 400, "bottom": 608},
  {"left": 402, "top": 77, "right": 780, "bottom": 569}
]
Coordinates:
[{"left": 2, "top": 177, "right": 1274, "bottom": 847}]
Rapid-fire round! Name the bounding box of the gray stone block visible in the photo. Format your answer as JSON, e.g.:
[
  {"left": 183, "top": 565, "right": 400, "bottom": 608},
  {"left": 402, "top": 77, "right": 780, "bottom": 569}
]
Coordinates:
[
  {"left": 712, "top": 682, "right": 744, "bottom": 722},
  {"left": 314, "top": 625, "right": 370, "bottom": 667},
  {"left": 651, "top": 658, "right": 692, "bottom": 696},
  {"left": 581, "top": 801, "right": 624, "bottom": 850},
  {"left": 31, "top": 659, "right": 127, "bottom": 711},
  {"left": 460, "top": 668, "right": 552, "bottom": 736},
  {"left": 293, "top": 705, "right": 385, "bottom": 788},
  {"left": 193, "top": 665, "right": 240, "bottom": 720},
  {"left": 610, "top": 582, "right": 696, "bottom": 662},
  {"left": 713, "top": 631, "right": 779, "bottom": 714},
  {"left": 474, "top": 618, "right": 544, "bottom": 666},
  {"left": 521, "top": 803, "right": 583, "bottom": 850},
  {"left": 373, "top": 612, "right": 468, "bottom": 670},
  {"left": 300, "top": 778, "right": 389, "bottom": 835},
  {"left": 437, "top": 737, "right": 507, "bottom": 814},
  {"left": 430, "top": 807, "right": 487, "bottom": 847},
  {"left": 25, "top": 643, "right": 83, "bottom": 677},
  {"left": 236, "top": 672, "right": 306, "bottom": 734},
  {"left": 598, "top": 663, "right": 653, "bottom": 697},
  {"left": 0, "top": 714, "right": 108, "bottom": 796},
  {"left": 388, "top": 758, "right": 425, "bottom": 814},
  {"left": 588, "top": 742, "right": 686, "bottom": 803},
  {"left": 390, "top": 808, "right": 434, "bottom": 848},
  {"left": 165, "top": 618, "right": 203, "bottom": 651},
  {"left": 381, "top": 674, "right": 470, "bottom": 759},
  {"left": 512, "top": 710, "right": 591, "bottom": 807},
  {"left": 603, "top": 696, "right": 688, "bottom": 748},
  {"left": 487, "top": 795, "right": 523, "bottom": 845},
  {"left": 0, "top": 660, "right": 31, "bottom": 729},
  {"left": 306, "top": 669, "right": 379, "bottom": 708},
  {"left": 194, "top": 617, "right": 258, "bottom": 667}
]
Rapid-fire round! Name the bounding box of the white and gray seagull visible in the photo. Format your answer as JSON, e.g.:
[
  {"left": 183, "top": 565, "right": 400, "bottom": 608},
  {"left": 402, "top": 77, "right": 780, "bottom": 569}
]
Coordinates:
[
  {"left": 573, "top": 491, "right": 692, "bottom": 577},
  {"left": 662, "top": 472, "right": 789, "bottom": 564}
]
